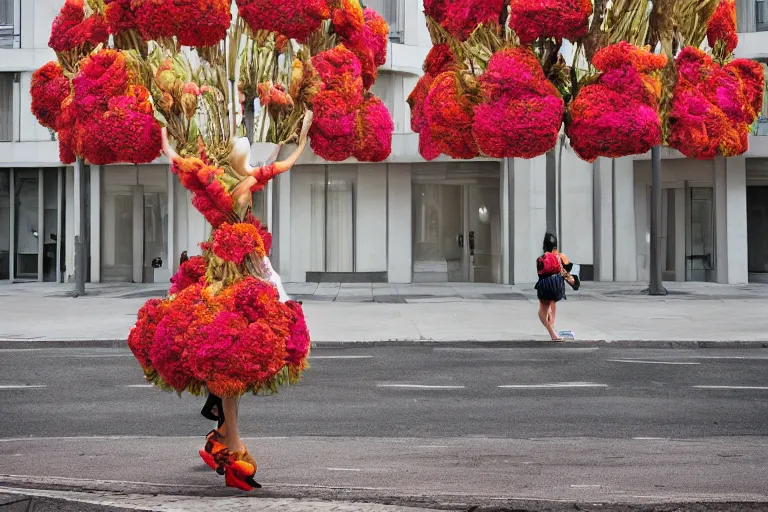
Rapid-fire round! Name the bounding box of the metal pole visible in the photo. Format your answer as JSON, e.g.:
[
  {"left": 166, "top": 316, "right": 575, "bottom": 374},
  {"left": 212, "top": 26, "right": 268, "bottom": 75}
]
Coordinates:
[
  {"left": 74, "top": 157, "right": 86, "bottom": 296},
  {"left": 647, "top": 145, "right": 667, "bottom": 296}
]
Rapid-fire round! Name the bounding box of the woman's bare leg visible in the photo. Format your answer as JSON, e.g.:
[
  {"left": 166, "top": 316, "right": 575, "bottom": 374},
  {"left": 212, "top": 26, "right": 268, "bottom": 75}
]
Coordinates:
[
  {"left": 538, "top": 300, "right": 561, "bottom": 340},
  {"left": 221, "top": 397, "right": 244, "bottom": 454},
  {"left": 549, "top": 302, "right": 557, "bottom": 329}
]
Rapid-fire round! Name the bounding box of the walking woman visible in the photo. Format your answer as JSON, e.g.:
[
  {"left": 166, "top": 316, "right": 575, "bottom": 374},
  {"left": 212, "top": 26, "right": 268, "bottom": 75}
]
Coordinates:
[{"left": 535, "top": 233, "right": 574, "bottom": 341}]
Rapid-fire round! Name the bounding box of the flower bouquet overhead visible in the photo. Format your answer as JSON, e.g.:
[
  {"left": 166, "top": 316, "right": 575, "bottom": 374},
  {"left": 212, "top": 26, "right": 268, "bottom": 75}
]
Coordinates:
[{"left": 408, "top": 0, "right": 764, "bottom": 162}]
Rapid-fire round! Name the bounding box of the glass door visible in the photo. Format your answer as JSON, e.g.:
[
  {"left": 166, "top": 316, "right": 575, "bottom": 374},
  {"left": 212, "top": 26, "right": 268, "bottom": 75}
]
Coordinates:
[
  {"left": 687, "top": 187, "right": 715, "bottom": 282},
  {"left": 467, "top": 184, "right": 501, "bottom": 283},
  {"left": 14, "top": 171, "right": 39, "bottom": 280},
  {"left": 412, "top": 184, "right": 464, "bottom": 282}
]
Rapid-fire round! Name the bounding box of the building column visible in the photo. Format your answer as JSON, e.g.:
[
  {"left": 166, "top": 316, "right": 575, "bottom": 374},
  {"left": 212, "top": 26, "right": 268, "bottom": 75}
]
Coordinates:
[
  {"left": 9, "top": 168, "right": 15, "bottom": 282},
  {"left": 274, "top": 171, "right": 291, "bottom": 277},
  {"left": 674, "top": 187, "right": 686, "bottom": 281},
  {"left": 166, "top": 164, "right": 175, "bottom": 274},
  {"left": 64, "top": 166, "right": 75, "bottom": 282},
  {"left": 387, "top": 163, "right": 412, "bottom": 283},
  {"left": 89, "top": 165, "right": 101, "bottom": 283},
  {"left": 508, "top": 155, "right": 547, "bottom": 285},
  {"left": 715, "top": 156, "right": 749, "bottom": 284},
  {"left": 131, "top": 184, "right": 144, "bottom": 283},
  {"left": 613, "top": 156, "right": 638, "bottom": 281},
  {"left": 37, "top": 169, "right": 44, "bottom": 282},
  {"left": 593, "top": 157, "right": 614, "bottom": 281}
]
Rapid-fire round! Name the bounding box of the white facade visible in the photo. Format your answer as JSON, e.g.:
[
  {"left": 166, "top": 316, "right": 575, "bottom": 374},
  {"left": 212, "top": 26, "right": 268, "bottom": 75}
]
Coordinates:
[{"left": 2, "top": 0, "right": 767, "bottom": 286}]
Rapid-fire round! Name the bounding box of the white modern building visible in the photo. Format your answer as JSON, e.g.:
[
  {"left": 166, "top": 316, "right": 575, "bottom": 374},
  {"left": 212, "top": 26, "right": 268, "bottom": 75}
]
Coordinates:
[{"left": 1, "top": 0, "right": 767, "bottom": 287}]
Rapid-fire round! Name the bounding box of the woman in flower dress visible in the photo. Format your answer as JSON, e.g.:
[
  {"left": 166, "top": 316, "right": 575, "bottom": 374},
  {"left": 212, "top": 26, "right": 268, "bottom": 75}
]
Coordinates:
[{"left": 128, "top": 116, "right": 313, "bottom": 491}]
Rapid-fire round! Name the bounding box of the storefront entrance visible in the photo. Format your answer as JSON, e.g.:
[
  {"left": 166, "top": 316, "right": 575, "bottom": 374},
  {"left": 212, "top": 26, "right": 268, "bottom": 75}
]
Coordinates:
[
  {"left": 1, "top": 168, "right": 64, "bottom": 282},
  {"left": 411, "top": 164, "right": 501, "bottom": 283}
]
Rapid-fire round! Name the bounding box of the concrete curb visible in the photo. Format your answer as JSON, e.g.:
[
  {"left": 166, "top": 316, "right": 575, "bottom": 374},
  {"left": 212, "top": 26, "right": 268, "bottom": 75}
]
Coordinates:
[{"left": 1, "top": 338, "right": 767, "bottom": 349}]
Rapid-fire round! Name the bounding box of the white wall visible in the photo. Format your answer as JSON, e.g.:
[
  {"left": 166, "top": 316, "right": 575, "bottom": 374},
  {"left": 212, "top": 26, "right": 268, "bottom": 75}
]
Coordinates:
[
  {"left": 387, "top": 163, "right": 412, "bottom": 283},
  {"left": 559, "top": 146, "right": 594, "bottom": 266},
  {"left": 356, "top": 164, "right": 387, "bottom": 272}
]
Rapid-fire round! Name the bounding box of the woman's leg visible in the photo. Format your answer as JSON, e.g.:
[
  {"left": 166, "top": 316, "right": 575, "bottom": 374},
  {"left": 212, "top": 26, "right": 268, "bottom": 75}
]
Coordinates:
[
  {"left": 538, "top": 300, "right": 561, "bottom": 340},
  {"left": 221, "top": 397, "right": 244, "bottom": 454},
  {"left": 549, "top": 301, "right": 557, "bottom": 329}
]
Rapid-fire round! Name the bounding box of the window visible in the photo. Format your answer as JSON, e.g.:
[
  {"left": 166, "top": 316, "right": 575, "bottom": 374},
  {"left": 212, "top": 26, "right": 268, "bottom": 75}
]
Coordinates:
[
  {"left": 0, "top": 73, "right": 13, "bottom": 142},
  {"left": 0, "top": 0, "right": 16, "bottom": 49},
  {"left": 309, "top": 166, "right": 357, "bottom": 273},
  {"left": 365, "top": 0, "right": 403, "bottom": 42},
  {"left": 758, "top": 1, "right": 767, "bottom": 30}
]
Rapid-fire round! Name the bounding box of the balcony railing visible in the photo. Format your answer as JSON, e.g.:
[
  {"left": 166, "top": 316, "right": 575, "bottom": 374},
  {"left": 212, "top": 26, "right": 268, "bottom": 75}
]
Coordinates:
[
  {"left": 365, "top": 0, "right": 404, "bottom": 43},
  {"left": 0, "top": 0, "right": 18, "bottom": 49}
]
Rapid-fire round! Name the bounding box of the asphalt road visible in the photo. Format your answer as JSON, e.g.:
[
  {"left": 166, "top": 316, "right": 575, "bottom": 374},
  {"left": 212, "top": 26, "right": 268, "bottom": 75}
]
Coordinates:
[{"left": 1, "top": 344, "right": 767, "bottom": 509}]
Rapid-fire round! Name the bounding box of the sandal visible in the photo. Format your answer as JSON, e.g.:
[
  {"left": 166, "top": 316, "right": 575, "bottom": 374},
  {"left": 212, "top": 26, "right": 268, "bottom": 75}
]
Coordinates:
[{"left": 224, "top": 449, "right": 261, "bottom": 490}]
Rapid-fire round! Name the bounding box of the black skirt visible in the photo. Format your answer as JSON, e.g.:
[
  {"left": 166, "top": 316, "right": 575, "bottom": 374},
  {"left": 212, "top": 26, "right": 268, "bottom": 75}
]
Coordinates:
[{"left": 535, "top": 273, "right": 566, "bottom": 302}]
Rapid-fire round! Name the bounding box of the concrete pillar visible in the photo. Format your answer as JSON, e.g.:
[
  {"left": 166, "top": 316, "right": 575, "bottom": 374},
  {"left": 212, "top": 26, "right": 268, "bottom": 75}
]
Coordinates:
[
  {"left": 613, "top": 157, "right": 638, "bottom": 281},
  {"left": 674, "top": 187, "right": 686, "bottom": 281},
  {"left": 8, "top": 168, "right": 14, "bottom": 282},
  {"left": 274, "top": 170, "right": 291, "bottom": 276},
  {"left": 65, "top": 166, "right": 75, "bottom": 282},
  {"left": 593, "top": 157, "right": 614, "bottom": 281},
  {"left": 37, "top": 169, "right": 44, "bottom": 282},
  {"left": 715, "top": 156, "right": 749, "bottom": 284},
  {"left": 89, "top": 166, "right": 101, "bottom": 283},
  {"left": 501, "top": 159, "right": 510, "bottom": 284},
  {"left": 508, "top": 155, "right": 547, "bottom": 284},
  {"left": 356, "top": 164, "right": 387, "bottom": 272},
  {"left": 131, "top": 184, "right": 144, "bottom": 283},
  {"left": 166, "top": 165, "right": 175, "bottom": 274},
  {"left": 387, "top": 163, "right": 412, "bottom": 283},
  {"left": 559, "top": 148, "right": 594, "bottom": 268}
]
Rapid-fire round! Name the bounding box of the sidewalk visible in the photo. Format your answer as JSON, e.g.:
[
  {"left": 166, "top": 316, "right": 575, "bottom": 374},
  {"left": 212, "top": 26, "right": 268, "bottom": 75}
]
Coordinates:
[{"left": 1, "top": 281, "right": 768, "bottom": 344}]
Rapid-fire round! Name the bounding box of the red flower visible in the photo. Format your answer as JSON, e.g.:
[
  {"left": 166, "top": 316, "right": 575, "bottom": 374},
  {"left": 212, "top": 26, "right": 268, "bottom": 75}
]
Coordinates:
[
  {"left": 330, "top": 0, "right": 365, "bottom": 41},
  {"left": 171, "top": 156, "right": 234, "bottom": 226},
  {"left": 284, "top": 300, "right": 311, "bottom": 367},
  {"left": 311, "top": 45, "right": 364, "bottom": 107},
  {"left": 105, "top": 0, "right": 138, "bottom": 36},
  {"left": 353, "top": 95, "right": 393, "bottom": 162},
  {"left": 472, "top": 48, "right": 563, "bottom": 159},
  {"left": 567, "top": 43, "right": 666, "bottom": 162},
  {"left": 423, "top": 72, "right": 479, "bottom": 159},
  {"left": 309, "top": 90, "right": 356, "bottom": 161},
  {"left": 668, "top": 47, "right": 764, "bottom": 159},
  {"left": 509, "top": 0, "right": 592, "bottom": 45},
  {"left": 364, "top": 7, "right": 388, "bottom": 68},
  {"left": 244, "top": 213, "right": 273, "bottom": 255},
  {"left": 423, "top": 44, "right": 456, "bottom": 75},
  {"left": 212, "top": 222, "right": 266, "bottom": 265},
  {"left": 407, "top": 73, "right": 433, "bottom": 133},
  {"left": 128, "top": 298, "right": 166, "bottom": 371},
  {"left": 707, "top": 0, "right": 738, "bottom": 55},
  {"left": 101, "top": 86, "right": 163, "bottom": 164},
  {"left": 257, "top": 81, "right": 295, "bottom": 117},
  {"left": 423, "top": 0, "right": 505, "bottom": 41},
  {"left": 175, "top": 0, "right": 231, "bottom": 47},
  {"left": 30, "top": 62, "right": 71, "bottom": 131},
  {"left": 237, "top": 0, "right": 330, "bottom": 43},
  {"left": 169, "top": 256, "right": 206, "bottom": 295}
]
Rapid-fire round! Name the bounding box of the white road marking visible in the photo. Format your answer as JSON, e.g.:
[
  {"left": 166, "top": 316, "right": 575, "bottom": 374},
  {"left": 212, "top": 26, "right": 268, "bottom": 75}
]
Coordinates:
[
  {"left": 0, "top": 385, "right": 46, "bottom": 390},
  {"left": 498, "top": 382, "right": 608, "bottom": 389},
  {"left": 436, "top": 347, "right": 599, "bottom": 352},
  {"left": 570, "top": 484, "right": 602, "bottom": 488},
  {"left": 325, "top": 468, "right": 361, "bottom": 472},
  {"left": 633, "top": 437, "right": 669, "bottom": 440},
  {"left": 693, "top": 385, "right": 768, "bottom": 390},
  {"left": 0, "top": 348, "right": 43, "bottom": 352},
  {"left": 125, "top": 384, "right": 154, "bottom": 388},
  {"left": 377, "top": 384, "right": 465, "bottom": 389},
  {"left": 310, "top": 355, "right": 373, "bottom": 359},
  {"left": 607, "top": 359, "right": 700, "bottom": 365},
  {"left": 688, "top": 356, "right": 768, "bottom": 360}
]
